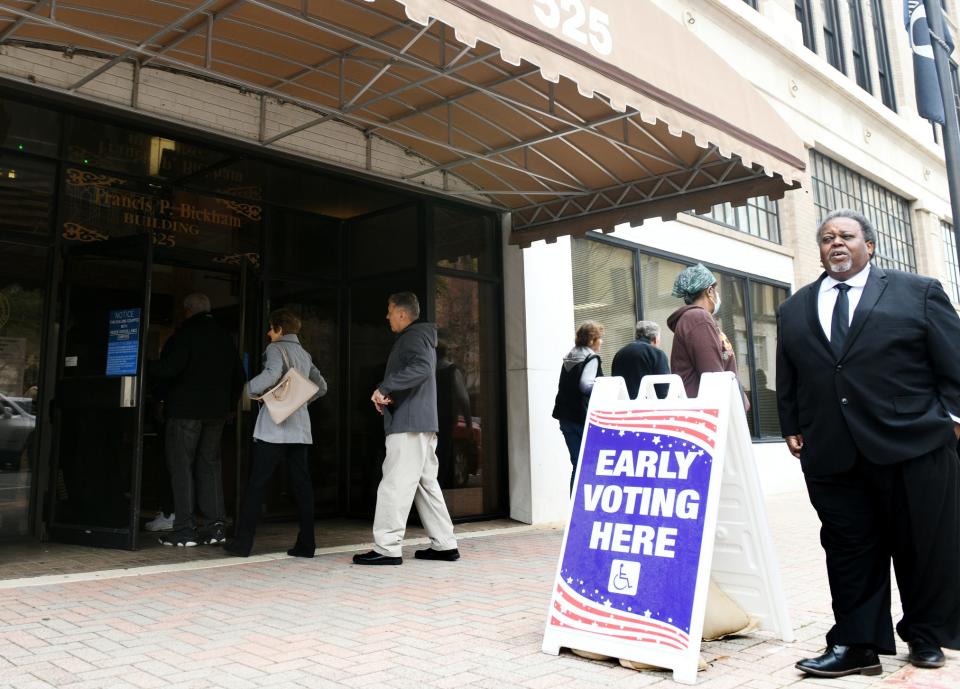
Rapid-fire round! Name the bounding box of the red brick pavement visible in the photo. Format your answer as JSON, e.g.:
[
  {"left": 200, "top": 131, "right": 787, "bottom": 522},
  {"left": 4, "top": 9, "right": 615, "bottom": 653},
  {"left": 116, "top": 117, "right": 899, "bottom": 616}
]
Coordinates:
[{"left": 0, "top": 493, "right": 955, "bottom": 688}]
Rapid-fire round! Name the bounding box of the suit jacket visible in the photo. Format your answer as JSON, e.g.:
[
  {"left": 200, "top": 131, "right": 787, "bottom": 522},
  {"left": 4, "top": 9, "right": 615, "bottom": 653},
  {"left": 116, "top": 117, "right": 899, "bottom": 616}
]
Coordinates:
[{"left": 776, "top": 265, "right": 960, "bottom": 477}]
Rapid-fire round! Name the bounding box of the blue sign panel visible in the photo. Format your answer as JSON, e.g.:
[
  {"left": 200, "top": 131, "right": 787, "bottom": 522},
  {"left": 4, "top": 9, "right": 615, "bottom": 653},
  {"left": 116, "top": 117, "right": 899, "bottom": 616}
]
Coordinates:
[
  {"left": 106, "top": 308, "right": 141, "bottom": 377},
  {"left": 547, "top": 407, "right": 719, "bottom": 652}
]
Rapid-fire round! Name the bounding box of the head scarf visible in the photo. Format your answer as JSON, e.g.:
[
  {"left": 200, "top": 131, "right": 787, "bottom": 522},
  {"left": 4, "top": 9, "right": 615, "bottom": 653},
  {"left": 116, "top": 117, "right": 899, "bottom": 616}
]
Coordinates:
[{"left": 671, "top": 263, "right": 716, "bottom": 304}]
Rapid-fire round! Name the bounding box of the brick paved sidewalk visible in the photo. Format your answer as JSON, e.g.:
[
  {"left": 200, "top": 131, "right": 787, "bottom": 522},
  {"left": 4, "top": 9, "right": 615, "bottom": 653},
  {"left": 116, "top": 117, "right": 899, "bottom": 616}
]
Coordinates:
[{"left": 0, "top": 492, "right": 956, "bottom": 688}]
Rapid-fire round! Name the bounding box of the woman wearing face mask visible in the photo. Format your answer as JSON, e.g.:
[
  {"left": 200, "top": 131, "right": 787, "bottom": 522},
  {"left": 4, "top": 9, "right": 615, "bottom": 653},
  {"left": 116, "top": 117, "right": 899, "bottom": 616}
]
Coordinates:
[{"left": 667, "top": 263, "right": 748, "bottom": 412}]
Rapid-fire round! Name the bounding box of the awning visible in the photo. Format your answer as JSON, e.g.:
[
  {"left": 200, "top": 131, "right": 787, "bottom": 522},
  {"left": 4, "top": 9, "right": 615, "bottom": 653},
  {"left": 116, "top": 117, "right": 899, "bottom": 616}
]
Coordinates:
[{"left": 0, "top": 0, "right": 805, "bottom": 247}]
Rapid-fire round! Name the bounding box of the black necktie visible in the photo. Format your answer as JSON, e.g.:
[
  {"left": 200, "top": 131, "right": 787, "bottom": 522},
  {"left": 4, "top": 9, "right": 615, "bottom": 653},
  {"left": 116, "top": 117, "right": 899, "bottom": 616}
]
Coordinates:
[{"left": 831, "top": 283, "right": 851, "bottom": 355}]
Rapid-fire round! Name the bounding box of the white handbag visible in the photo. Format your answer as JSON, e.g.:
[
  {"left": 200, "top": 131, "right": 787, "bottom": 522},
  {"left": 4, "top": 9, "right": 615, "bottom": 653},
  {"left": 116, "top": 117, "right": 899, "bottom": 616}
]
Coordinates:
[{"left": 254, "top": 345, "right": 319, "bottom": 425}]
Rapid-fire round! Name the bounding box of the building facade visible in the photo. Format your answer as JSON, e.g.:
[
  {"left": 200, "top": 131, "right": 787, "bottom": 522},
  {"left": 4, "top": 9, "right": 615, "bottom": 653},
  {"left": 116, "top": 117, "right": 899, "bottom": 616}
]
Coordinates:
[{"left": 0, "top": 0, "right": 953, "bottom": 546}]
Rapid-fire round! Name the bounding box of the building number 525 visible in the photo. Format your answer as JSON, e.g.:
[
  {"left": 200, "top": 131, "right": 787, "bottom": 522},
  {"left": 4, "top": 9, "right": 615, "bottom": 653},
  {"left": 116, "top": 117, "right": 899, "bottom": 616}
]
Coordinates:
[{"left": 531, "top": 0, "right": 614, "bottom": 56}]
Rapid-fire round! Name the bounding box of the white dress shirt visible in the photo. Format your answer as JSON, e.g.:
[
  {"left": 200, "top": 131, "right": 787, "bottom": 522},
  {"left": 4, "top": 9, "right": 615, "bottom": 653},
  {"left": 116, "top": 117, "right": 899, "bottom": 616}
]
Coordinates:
[{"left": 817, "top": 264, "right": 871, "bottom": 341}]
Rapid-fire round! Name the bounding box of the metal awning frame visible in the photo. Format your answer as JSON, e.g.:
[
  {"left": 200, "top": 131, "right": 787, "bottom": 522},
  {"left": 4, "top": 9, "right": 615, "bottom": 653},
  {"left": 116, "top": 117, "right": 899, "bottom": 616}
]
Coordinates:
[{"left": 0, "top": 0, "right": 786, "bottom": 234}]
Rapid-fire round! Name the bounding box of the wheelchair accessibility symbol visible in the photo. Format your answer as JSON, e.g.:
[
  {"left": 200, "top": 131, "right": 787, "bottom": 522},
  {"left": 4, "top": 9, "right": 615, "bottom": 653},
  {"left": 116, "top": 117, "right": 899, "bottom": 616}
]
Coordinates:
[{"left": 607, "top": 559, "right": 641, "bottom": 596}]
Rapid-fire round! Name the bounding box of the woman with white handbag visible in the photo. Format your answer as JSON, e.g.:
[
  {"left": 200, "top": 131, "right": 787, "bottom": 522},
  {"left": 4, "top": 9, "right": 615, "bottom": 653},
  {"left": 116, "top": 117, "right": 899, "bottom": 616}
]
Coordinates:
[{"left": 224, "top": 308, "right": 327, "bottom": 558}]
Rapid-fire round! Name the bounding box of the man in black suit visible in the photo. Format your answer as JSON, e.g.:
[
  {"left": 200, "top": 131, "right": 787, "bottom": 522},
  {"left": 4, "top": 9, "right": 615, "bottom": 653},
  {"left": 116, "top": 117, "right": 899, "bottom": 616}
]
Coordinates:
[
  {"left": 776, "top": 209, "right": 960, "bottom": 677},
  {"left": 612, "top": 320, "right": 670, "bottom": 398}
]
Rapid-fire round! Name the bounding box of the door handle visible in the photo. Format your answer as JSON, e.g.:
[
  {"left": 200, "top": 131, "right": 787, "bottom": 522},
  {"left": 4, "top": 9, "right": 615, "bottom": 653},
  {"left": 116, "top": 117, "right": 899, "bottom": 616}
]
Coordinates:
[{"left": 119, "top": 376, "right": 138, "bottom": 408}]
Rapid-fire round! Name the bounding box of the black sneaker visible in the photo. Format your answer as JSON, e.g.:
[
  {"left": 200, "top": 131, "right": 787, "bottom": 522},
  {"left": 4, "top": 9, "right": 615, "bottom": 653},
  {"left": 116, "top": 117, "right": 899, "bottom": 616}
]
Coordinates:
[
  {"left": 414, "top": 547, "right": 460, "bottom": 561},
  {"left": 158, "top": 530, "right": 197, "bottom": 547},
  {"left": 352, "top": 550, "right": 402, "bottom": 565},
  {"left": 200, "top": 522, "right": 226, "bottom": 545}
]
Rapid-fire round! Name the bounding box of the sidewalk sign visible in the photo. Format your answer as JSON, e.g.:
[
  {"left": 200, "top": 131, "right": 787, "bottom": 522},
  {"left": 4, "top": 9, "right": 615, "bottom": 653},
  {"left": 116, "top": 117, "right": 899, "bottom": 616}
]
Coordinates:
[{"left": 541, "top": 372, "right": 793, "bottom": 684}]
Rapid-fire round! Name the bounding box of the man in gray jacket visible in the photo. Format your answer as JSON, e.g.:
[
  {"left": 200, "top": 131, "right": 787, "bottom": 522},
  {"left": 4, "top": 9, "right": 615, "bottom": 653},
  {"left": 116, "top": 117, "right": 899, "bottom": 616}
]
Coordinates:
[{"left": 353, "top": 292, "right": 459, "bottom": 565}]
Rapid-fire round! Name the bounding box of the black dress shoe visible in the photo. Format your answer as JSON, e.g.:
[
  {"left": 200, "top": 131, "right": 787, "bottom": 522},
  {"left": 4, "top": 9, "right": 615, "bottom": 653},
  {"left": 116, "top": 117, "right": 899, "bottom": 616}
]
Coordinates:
[
  {"left": 908, "top": 640, "right": 946, "bottom": 668},
  {"left": 287, "top": 544, "right": 315, "bottom": 558},
  {"left": 352, "top": 550, "right": 402, "bottom": 565},
  {"left": 795, "top": 645, "right": 882, "bottom": 677},
  {"left": 414, "top": 547, "right": 460, "bottom": 561},
  {"left": 222, "top": 541, "right": 250, "bottom": 557}
]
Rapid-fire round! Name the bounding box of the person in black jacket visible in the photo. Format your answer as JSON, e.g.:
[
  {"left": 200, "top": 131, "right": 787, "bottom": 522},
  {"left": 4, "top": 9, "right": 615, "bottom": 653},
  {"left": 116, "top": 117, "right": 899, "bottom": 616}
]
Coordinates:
[
  {"left": 611, "top": 320, "right": 670, "bottom": 399},
  {"left": 777, "top": 209, "right": 960, "bottom": 676},
  {"left": 151, "top": 293, "right": 245, "bottom": 547},
  {"left": 552, "top": 321, "right": 604, "bottom": 492}
]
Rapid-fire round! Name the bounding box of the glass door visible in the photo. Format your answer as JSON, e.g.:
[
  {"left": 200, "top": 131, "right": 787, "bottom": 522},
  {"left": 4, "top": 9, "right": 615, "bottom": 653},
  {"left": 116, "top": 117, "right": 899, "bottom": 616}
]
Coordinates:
[{"left": 49, "top": 234, "right": 153, "bottom": 549}]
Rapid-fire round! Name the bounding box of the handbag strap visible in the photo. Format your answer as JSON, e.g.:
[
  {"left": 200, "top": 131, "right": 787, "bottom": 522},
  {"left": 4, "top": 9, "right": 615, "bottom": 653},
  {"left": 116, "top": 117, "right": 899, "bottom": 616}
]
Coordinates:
[{"left": 276, "top": 343, "right": 292, "bottom": 377}]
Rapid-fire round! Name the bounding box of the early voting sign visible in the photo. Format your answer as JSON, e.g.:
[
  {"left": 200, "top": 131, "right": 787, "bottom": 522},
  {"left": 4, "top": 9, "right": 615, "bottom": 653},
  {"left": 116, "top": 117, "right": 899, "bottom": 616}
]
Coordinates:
[
  {"left": 542, "top": 373, "right": 792, "bottom": 684},
  {"left": 105, "top": 308, "right": 141, "bottom": 377}
]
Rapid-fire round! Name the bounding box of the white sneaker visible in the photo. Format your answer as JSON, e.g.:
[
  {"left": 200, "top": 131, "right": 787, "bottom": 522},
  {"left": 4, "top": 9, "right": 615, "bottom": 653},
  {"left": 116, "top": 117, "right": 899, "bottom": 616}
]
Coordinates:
[{"left": 145, "top": 511, "right": 175, "bottom": 532}]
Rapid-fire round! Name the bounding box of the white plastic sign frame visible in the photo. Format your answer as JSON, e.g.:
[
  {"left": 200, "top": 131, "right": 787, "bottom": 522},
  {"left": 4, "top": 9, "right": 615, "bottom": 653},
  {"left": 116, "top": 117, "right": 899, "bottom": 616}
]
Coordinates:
[{"left": 541, "top": 372, "right": 793, "bottom": 684}]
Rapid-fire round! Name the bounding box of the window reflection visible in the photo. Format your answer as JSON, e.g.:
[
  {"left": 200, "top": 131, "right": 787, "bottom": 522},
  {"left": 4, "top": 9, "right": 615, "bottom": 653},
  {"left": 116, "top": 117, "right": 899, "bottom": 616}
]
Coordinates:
[
  {"left": 435, "top": 276, "right": 500, "bottom": 517},
  {"left": 0, "top": 243, "right": 47, "bottom": 539}
]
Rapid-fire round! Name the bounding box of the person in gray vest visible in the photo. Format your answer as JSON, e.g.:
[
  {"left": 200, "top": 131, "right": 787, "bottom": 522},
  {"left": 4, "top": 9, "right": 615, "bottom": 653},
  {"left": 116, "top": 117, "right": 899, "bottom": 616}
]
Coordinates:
[{"left": 353, "top": 292, "right": 459, "bottom": 565}]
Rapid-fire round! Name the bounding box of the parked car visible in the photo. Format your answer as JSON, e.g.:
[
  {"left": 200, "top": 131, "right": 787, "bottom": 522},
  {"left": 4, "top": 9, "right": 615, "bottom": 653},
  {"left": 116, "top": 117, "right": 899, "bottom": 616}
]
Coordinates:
[{"left": 0, "top": 393, "right": 35, "bottom": 472}]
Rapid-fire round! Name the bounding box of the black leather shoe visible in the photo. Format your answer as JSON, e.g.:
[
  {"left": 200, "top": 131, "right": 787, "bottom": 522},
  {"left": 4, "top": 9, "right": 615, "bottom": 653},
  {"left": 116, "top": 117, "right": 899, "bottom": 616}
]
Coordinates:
[
  {"left": 352, "top": 550, "right": 402, "bottom": 565},
  {"left": 795, "top": 645, "right": 882, "bottom": 677},
  {"left": 222, "top": 541, "right": 250, "bottom": 557},
  {"left": 414, "top": 547, "right": 460, "bottom": 561},
  {"left": 287, "top": 544, "right": 315, "bottom": 558},
  {"left": 908, "top": 640, "right": 946, "bottom": 668}
]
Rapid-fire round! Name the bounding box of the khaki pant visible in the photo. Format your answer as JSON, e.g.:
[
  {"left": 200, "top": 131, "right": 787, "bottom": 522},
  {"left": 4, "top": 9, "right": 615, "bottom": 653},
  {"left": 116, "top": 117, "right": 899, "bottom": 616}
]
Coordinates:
[{"left": 372, "top": 432, "right": 457, "bottom": 557}]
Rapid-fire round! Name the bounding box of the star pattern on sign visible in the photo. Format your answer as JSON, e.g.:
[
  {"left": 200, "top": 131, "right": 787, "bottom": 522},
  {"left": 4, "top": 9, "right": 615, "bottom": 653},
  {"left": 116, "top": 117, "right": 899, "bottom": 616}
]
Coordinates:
[
  {"left": 618, "top": 429, "right": 625, "bottom": 436},
  {"left": 644, "top": 609, "right": 652, "bottom": 617},
  {"left": 567, "top": 577, "right": 573, "bottom": 583},
  {"left": 652, "top": 436, "right": 661, "bottom": 445},
  {"left": 603, "top": 600, "right": 612, "bottom": 607}
]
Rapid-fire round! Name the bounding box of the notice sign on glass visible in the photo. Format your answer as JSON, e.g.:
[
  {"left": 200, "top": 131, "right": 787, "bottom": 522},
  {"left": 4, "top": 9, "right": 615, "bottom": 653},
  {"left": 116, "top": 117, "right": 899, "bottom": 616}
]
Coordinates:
[{"left": 106, "top": 308, "right": 141, "bottom": 376}]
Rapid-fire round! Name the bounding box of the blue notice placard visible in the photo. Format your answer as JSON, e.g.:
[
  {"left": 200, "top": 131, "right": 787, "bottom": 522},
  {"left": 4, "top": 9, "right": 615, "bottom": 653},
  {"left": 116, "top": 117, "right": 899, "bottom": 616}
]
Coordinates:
[
  {"left": 106, "top": 308, "right": 141, "bottom": 376},
  {"left": 546, "top": 406, "right": 719, "bottom": 653}
]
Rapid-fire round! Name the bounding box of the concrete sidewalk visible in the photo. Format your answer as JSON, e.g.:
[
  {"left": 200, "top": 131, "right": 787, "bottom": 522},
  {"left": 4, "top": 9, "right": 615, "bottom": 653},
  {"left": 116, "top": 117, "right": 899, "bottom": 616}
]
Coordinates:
[{"left": 0, "top": 492, "right": 956, "bottom": 689}]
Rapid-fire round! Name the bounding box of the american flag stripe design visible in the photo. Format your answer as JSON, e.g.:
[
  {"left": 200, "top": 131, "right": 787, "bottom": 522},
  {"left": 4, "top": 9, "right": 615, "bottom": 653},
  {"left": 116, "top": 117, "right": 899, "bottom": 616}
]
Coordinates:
[
  {"left": 549, "top": 581, "right": 690, "bottom": 650},
  {"left": 588, "top": 409, "right": 720, "bottom": 450}
]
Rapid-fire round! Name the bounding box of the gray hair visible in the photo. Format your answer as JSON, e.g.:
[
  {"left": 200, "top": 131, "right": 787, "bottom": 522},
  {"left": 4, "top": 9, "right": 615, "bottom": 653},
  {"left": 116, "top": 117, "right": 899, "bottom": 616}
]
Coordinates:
[
  {"left": 388, "top": 291, "right": 420, "bottom": 319},
  {"left": 635, "top": 320, "right": 660, "bottom": 342},
  {"left": 183, "top": 293, "right": 211, "bottom": 314},
  {"left": 817, "top": 209, "right": 878, "bottom": 246}
]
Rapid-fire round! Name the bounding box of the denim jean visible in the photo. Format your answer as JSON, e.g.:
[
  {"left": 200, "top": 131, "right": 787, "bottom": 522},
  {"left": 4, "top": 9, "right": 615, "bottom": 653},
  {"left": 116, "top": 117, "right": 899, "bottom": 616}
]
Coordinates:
[
  {"left": 558, "top": 419, "right": 584, "bottom": 494},
  {"left": 166, "top": 418, "right": 226, "bottom": 534},
  {"left": 232, "top": 440, "right": 315, "bottom": 555}
]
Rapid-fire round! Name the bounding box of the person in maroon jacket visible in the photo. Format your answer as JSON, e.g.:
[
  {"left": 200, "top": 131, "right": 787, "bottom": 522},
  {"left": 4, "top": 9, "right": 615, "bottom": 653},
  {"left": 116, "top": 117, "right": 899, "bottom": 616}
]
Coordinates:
[{"left": 667, "top": 263, "right": 748, "bottom": 413}]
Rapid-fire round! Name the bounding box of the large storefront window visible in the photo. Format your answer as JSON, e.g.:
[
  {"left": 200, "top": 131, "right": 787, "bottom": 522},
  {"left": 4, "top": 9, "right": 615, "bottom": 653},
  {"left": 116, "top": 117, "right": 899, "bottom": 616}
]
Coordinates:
[
  {"left": 574, "top": 236, "right": 788, "bottom": 439},
  {"left": 697, "top": 196, "right": 781, "bottom": 243},
  {"left": 0, "top": 243, "right": 47, "bottom": 539},
  {"left": 0, "top": 92, "right": 508, "bottom": 544},
  {"left": 943, "top": 221, "right": 960, "bottom": 303}
]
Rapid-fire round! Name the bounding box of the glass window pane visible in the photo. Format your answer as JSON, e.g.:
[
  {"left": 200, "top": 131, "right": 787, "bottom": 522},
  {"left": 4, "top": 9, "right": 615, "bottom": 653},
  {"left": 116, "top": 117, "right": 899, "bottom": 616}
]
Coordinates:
[
  {"left": 65, "top": 115, "right": 229, "bottom": 179},
  {"left": 0, "top": 155, "right": 55, "bottom": 236},
  {"left": 0, "top": 99, "right": 60, "bottom": 157},
  {"left": 571, "top": 237, "right": 637, "bottom": 366},
  {"left": 349, "top": 205, "right": 419, "bottom": 277},
  {"left": 714, "top": 272, "right": 753, "bottom": 435},
  {"left": 432, "top": 204, "right": 495, "bottom": 274},
  {"left": 750, "top": 282, "right": 788, "bottom": 437},
  {"left": 0, "top": 243, "right": 46, "bottom": 539},
  {"left": 268, "top": 211, "right": 339, "bottom": 277},
  {"left": 639, "top": 254, "right": 687, "bottom": 363},
  {"left": 435, "top": 276, "right": 502, "bottom": 517}
]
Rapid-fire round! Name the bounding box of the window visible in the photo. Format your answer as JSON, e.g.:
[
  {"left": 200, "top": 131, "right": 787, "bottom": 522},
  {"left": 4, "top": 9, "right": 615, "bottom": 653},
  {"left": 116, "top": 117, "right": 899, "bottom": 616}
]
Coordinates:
[
  {"left": 743, "top": 0, "right": 759, "bottom": 8},
  {"left": 822, "top": 0, "right": 847, "bottom": 72},
  {"left": 573, "top": 235, "right": 789, "bottom": 439},
  {"left": 571, "top": 237, "right": 638, "bottom": 365},
  {"left": 796, "top": 0, "right": 817, "bottom": 51},
  {"left": 871, "top": 0, "right": 897, "bottom": 110},
  {"left": 697, "top": 196, "right": 781, "bottom": 243},
  {"left": 942, "top": 220, "right": 960, "bottom": 303},
  {"left": 849, "top": 0, "right": 872, "bottom": 91},
  {"left": 810, "top": 151, "right": 916, "bottom": 272}
]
